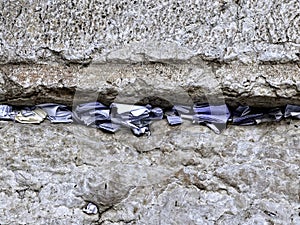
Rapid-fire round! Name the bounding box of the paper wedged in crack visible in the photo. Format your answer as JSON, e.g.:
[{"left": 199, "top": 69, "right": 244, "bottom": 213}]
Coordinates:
[
  {"left": 14, "top": 108, "right": 47, "bottom": 124},
  {"left": 37, "top": 103, "right": 73, "bottom": 123}
]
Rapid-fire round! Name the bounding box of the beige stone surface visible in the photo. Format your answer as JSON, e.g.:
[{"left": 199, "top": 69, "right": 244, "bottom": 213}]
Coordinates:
[
  {"left": 0, "top": 0, "right": 300, "bottom": 224},
  {"left": 0, "top": 0, "right": 299, "bottom": 64},
  {"left": 0, "top": 63, "right": 299, "bottom": 107},
  {"left": 0, "top": 118, "right": 299, "bottom": 224}
]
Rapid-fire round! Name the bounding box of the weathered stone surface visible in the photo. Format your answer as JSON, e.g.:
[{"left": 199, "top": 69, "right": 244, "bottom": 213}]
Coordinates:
[
  {"left": 0, "top": 0, "right": 300, "bottom": 224},
  {"left": 0, "top": 118, "right": 299, "bottom": 224},
  {"left": 0, "top": 0, "right": 299, "bottom": 64},
  {"left": 0, "top": 63, "right": 299, "bottom": 107}
]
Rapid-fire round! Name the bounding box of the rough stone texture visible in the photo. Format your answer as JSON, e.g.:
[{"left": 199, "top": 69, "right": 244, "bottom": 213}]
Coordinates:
[
  {"left": 0, "top": 119, "right": 299, "bottom": 224},
  {"left": 0, "top": 0, "right": 299, "bottom": 106},
  {"left": 0, "top": 0, "right": 300, "bottom": 224},
  {"left": 0, "top": 0, "right": 299, "bottom": 64},
  {"left": 0, "top": 63, "right": 300, "bottom": 107}
]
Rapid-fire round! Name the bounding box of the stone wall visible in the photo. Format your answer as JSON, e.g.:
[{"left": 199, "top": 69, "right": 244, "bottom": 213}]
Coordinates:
[
  {"left": 0, "top": 0, "right": 299, "bottom": 64},
  {"left": 0, "top": 0, "right": 299, "bottom": 106},
  {"left": 0, "top": 0, "right": 299, "bottom": 224}
]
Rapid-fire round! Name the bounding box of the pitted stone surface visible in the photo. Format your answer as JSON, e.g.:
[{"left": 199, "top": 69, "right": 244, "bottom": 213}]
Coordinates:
[
  {"left": 0, "top": 119, "right": 299, "bottom": 224},
  {"left": 0, "top": 0, "right": 299, "bottom": 64},
  {"left": 0, "top": 0, "right": 300, "bottom": 224}
]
